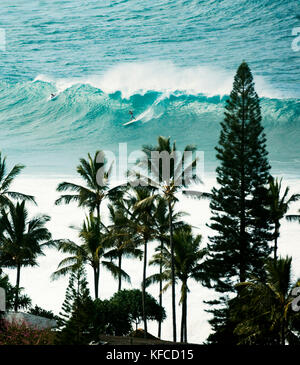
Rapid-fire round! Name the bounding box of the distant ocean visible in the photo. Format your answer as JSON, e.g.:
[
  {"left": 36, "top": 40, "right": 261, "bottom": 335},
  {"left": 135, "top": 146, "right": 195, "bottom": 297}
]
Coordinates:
[
  {"left": 0, "top": 0, "right": 300, "bottom": 344},
  {"left": 0, "top": 0, "right": 299, "bottom": 175}
]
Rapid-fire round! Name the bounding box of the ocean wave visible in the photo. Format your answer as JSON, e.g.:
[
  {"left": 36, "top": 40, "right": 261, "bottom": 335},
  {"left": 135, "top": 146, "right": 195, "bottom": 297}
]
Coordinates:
[
  {"left": 32, "top": 61, "right": 285, "bottom": 99},
  {"left": 0, "top": 64, "right": 299, "bottom": 168},
  {"left": 0, "top": 65, "right": 300, "bottom": 175},
  {"left": 0, "top": 71, "right": 298, "bottom": 133}
]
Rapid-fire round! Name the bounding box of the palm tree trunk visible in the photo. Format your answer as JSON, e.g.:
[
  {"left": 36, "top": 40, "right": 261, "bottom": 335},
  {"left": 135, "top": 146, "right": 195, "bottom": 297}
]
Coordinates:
[
  {"left": 180, "top": 303, "right": 184, "bottom": 342},
  {"left": 274, "top": 223, "right": 279, "bottom": 261},
  {"left": 281, "top": 315, "right": 285, "bottom": 345},
  {"left": 95, "top": 200, "right": 101, "bottom": 299},
  {"left": 142, "top": 238, "right": 148, "bottom": 338},
  {"left": 180, "top": 282, "right": 188, "bottom": 343},
  {"left": 168, "top": 200, "right": 177, "bottom": 342},
  {"left": 184, "top": 289, "right": 187, "bottom": 343},
  {"left": 158, "top": 239, "right": 163, "bottom": 339},
  {"left": 118, "top": 254, "right": 122, "bottom": 291},
  {"left": 14, "top": 263, "right": 21, "bottom": 312},
  {"left": 96, "top": 202, "right": 100, "bottom": 221},
  {"left": 93, "top": 265, "right": 100, "bottom": 299}
]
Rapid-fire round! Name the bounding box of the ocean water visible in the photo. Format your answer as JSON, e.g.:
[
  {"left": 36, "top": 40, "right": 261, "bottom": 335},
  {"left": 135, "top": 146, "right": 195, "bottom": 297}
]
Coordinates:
[
  {"left": 1, "top": 0, "right": 300, "bottom": 344},
  {"left": 0, "top": 0, "right": 299, "bottom": 175}
]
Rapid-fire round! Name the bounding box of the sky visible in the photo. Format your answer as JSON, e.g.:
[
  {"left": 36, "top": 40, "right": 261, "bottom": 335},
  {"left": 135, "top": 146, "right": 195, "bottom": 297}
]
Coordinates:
[{"left": 2, "top": 172, "right": 300, "bottom": 344}]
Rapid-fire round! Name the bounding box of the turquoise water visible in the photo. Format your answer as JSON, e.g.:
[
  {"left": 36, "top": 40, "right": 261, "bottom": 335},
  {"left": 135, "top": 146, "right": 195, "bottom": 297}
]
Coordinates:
[{"left": 0, "top": 0, "right": 299, "bottom": 175}]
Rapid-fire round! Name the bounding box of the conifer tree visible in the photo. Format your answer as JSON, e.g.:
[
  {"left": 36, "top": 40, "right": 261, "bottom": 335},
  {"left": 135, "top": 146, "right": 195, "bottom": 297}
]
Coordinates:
[
  {"left": 57, "top": 266, "right": 94, "bottom": 344},
  {"left": 205, "top": 62, "right": 273, "bottom": 343},
  {"left": 206, "top": 61, "right": 272, "bottom": 292}
]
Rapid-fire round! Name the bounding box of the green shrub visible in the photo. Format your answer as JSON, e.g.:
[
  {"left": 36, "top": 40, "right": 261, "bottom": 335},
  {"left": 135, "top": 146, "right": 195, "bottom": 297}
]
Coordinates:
[{"left": 28, "top": 305, "right": 58, "bottom": 320}]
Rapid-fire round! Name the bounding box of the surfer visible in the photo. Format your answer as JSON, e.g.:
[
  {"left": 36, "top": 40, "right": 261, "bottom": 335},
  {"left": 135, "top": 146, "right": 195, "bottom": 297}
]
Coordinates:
[
  {"left": 50, "top": 93, "right": 56, "bottom": 99},
  {"left": 129, "top": 110, "right": 135, "bottom": 120},
  {"left": 123, "top": 110, "right": 137, "bottom": 126}
]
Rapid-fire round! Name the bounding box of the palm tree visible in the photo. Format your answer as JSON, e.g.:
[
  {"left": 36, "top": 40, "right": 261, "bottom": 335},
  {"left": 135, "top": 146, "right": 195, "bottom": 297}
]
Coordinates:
[
  {"left": 147, "top": 226, "right": 207, "bottom": 343},
  {"left": 267, "top": 177, "right": 300, "bottom": 261},
  {"left": 152, "top": 197, "right": 187, "bottom": 338},
  {"left": 105, "top": 201, "right": 143, "bottom": 291},
  {"left": 52, "top": 214, "right": 129, "bottom": 299},
  {"left": 152, "top": 197, "right": 170, "bottom": 339},
  {"left": 129, "top": 186, "right": 157, "bottom": 337},
  {"left": 132, "top": 136, "right": 202, "bottom": 341},
  {"left": 0, "top": 152, "right": 36, "bottom": 208},
  {"left": 0, "top": 201, "right": 52, "bottom": 311},
  {"left": 55, "top": 151, "right": 114, "bottom": 222},
  {"left": 234, "top": 257, "right": 300, "bottom": 345}
]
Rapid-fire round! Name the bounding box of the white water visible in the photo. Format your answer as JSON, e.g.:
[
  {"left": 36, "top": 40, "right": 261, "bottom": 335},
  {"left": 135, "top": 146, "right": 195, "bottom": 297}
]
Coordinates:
[{"left": 33, "top": 61, "right": 283, "bottom": 99}]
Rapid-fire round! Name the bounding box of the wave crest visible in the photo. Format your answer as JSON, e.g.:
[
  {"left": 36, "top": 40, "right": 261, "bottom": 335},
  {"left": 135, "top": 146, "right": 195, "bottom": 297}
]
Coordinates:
[{"left": 33, "top": 61, "right": 282, "bottom": 99}]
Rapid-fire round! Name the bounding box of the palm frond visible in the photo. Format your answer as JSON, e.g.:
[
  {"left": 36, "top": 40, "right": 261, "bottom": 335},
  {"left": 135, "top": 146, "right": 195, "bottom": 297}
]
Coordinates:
[
  {"left": 102, "top": 260, "right": 131, "bottom": 283},
  {"left": 1, "top": 164, "right": 25, "bottom": 191}
]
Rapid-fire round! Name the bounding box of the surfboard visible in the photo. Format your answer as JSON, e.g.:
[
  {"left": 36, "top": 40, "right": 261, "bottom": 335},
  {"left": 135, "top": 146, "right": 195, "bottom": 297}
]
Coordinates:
[
  {"left": 123, "top": 109, "right": 148, "bottom": 126},
  {"left": 123, "top": 118, "right": 137, "bottom": 126}
]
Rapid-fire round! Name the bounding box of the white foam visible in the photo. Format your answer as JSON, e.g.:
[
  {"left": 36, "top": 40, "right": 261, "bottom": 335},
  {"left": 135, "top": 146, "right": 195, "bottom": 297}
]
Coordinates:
[
  {"left": 33, "top": 61, "right": 282, "bottom": 99},
  {"left": 33, "top": 74, "right": 83, "bottom": 96}
]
